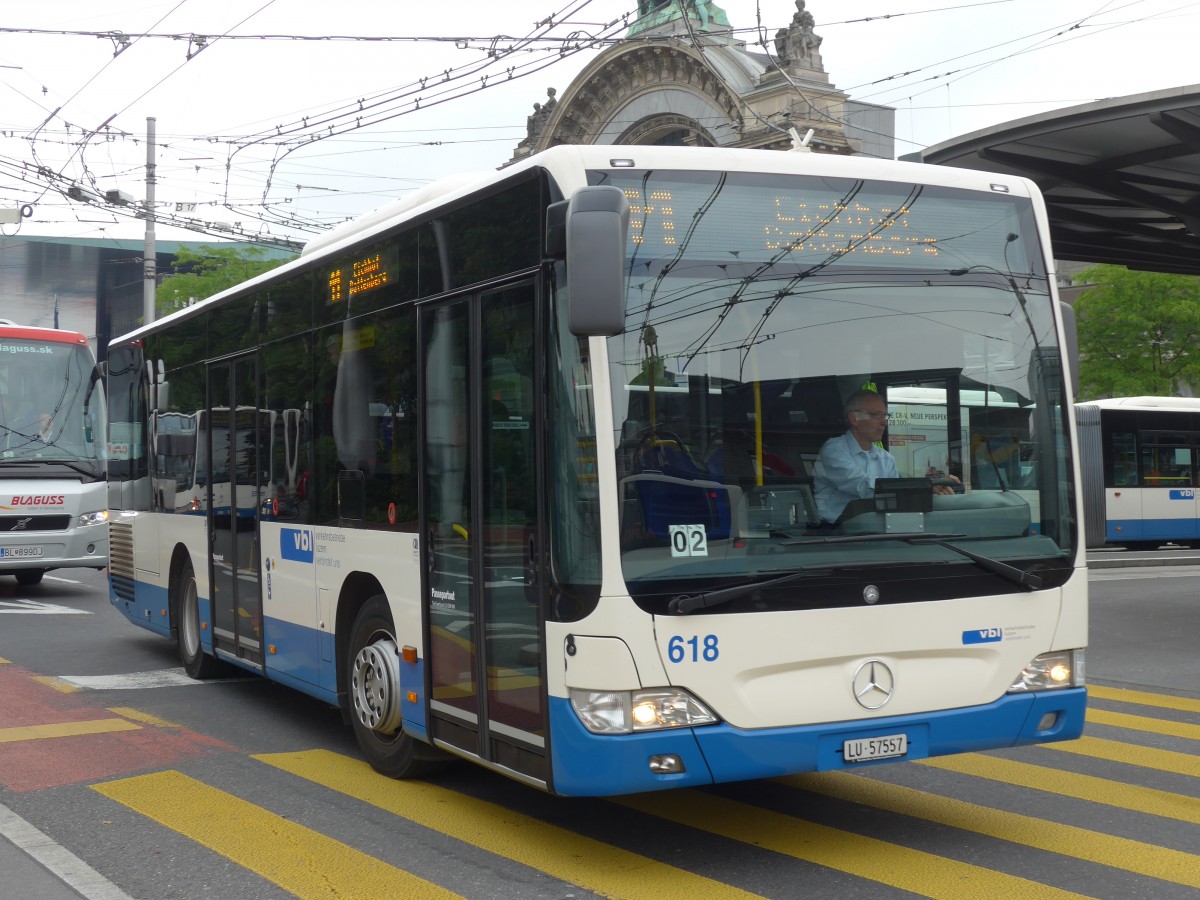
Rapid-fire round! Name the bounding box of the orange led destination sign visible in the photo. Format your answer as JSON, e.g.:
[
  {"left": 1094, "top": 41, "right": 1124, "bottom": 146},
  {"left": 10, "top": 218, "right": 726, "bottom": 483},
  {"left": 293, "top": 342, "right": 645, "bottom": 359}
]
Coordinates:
[
  {"left": 327, "top": 245, "right": 400, "bottom": 304},
  {"left": 624, "top": 187, "right": 937, "bottom": 257}
]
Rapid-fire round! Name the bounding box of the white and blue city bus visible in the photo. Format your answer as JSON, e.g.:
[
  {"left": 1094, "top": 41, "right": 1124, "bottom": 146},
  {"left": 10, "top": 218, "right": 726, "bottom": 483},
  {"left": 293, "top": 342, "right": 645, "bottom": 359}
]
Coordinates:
[
  {"left": 1076, "top": 395, "right": 1200, "bottom": 548},
  {"left": 105, "top": 145, "right": 1087, "bottom": 796}
]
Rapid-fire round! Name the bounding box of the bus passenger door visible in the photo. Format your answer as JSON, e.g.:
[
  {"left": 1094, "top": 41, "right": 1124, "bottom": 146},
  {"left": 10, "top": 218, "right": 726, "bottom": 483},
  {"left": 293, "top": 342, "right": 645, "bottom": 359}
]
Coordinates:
[
  {"left": 422, "top": 282, "right": 546, "bottom": 782},
  {"left": 207, "top": 355, "right": 265, "bottom": 669}
]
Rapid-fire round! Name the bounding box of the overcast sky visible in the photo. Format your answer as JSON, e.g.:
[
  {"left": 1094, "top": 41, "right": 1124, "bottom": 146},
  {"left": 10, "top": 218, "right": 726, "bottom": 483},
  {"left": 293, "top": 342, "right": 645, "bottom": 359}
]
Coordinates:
[{"left": 0, "top": 0, "right": 1195, "bottom": 248}]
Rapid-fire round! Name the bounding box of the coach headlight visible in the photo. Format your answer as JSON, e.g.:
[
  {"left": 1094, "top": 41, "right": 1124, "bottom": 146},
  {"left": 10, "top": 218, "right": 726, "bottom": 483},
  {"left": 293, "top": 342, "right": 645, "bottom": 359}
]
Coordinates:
[
  {"left": 78, "top": 509, "right": 110, "bottom": 528},
  {"left": 1008, "top": 649, "right": 1085, "bottom": 692},
  {"left": 569, "top": 688, "right": 718, "bottom": 734}
]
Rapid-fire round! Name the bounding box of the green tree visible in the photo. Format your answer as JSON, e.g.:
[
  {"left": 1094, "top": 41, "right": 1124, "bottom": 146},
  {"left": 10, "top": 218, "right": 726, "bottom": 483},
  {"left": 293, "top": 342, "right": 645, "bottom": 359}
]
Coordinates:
[
  {"left": 1073, "top": 264, "right": 1200, "bottom": 400},
  {"left": 155, "top": 244, "right": 295, "bottom": 317}
]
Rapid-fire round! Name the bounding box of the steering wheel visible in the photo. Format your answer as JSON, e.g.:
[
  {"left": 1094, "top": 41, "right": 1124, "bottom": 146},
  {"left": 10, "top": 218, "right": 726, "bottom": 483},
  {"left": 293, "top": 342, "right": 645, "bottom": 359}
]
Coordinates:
[{"left": 930, "top": 477, "right": 964, "bottom": 494}]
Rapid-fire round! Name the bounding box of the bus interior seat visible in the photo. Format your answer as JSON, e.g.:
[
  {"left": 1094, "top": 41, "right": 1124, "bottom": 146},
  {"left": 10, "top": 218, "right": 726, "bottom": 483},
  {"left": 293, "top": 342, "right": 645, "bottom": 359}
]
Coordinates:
[{"left": 620, "top": 473, "right": 741, "bottom": 543}]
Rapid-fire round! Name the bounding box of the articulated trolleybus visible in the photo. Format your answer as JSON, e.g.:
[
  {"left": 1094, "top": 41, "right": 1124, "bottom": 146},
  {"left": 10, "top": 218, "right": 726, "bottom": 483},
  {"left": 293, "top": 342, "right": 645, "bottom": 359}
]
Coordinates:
[
  {"left": 106, "top": 145, "right": 1086, "bottom": 796},
  {"left": 0, "top": 320, "right": 108, "bottom": 585},
  {"left": 1076, "top": 395, "right": 1200, "bottom": 548}
]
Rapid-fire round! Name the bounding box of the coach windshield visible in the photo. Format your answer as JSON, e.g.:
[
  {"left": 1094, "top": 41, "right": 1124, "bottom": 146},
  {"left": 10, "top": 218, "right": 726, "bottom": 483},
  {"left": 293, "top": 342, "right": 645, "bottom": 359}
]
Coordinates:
[
  {"left": 587, "top": 167, "right": 1076, "bottom": 613},
  {"left": 0, "top": 340, "right": 105, "bottom": 478}
]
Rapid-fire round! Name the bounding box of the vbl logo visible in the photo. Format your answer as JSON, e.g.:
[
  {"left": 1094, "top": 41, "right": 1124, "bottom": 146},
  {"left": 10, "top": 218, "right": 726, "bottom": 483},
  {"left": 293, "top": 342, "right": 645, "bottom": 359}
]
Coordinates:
[
  {"left": 962, "top": 627, "right": 1002, "bottom": 644},
  {"left": 280, "top": 528, "right": 314, "bottom": 563}
]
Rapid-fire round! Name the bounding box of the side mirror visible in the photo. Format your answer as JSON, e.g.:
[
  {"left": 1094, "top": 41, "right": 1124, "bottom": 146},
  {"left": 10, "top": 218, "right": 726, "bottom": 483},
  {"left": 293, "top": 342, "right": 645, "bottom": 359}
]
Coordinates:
[
  {"left": 564, "top": 186, "right": 629, "bottom": 337},
  {"left": 1058, "top": 301, "right": 1079, "bottom": 398}
]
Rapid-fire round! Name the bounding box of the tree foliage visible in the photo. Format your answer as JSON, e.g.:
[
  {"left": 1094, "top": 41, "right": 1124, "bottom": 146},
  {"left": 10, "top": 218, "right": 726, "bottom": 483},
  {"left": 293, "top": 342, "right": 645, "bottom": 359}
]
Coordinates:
[
  {"left": 156, "top": 244, "right": 295, "bottom": 317},
  {"left": 1073, "top": 264, "right": 1200, "bottom": 400}
]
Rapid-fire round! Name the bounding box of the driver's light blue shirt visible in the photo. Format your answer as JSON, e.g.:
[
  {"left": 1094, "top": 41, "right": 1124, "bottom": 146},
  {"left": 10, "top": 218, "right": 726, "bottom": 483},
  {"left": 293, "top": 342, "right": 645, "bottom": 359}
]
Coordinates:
[{"left": 814, "top": 431, "right": 898, "bottom": 523}]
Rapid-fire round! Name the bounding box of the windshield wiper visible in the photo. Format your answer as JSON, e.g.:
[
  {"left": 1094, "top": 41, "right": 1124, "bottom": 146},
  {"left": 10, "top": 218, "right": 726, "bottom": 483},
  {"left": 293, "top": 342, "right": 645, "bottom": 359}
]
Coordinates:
[
  {"left": 916, "top": 537, "right": 1043, "bottom": 590},
  {"left": 787, "top": 531, "right": 1042, "bottom": 591},
  {"left": 669, "top": 568, "right": 817, "bottom": 615}
]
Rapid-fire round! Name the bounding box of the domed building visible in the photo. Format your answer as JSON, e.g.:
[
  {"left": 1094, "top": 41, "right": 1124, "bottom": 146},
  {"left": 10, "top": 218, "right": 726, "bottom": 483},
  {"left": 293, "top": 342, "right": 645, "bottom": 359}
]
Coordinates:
[{"left": 510, "top": 0, "right": 894, "bottom": 162}]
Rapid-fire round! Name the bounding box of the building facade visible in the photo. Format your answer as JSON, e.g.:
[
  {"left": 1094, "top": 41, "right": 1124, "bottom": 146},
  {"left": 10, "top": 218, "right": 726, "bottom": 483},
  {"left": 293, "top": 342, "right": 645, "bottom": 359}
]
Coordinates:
[{"left": 510, "top": 0, "right": 894, "bottom": 163}]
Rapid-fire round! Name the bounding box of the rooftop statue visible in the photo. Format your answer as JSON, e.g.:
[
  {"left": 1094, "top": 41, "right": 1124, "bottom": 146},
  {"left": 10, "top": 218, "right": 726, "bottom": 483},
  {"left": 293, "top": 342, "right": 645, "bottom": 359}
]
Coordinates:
[
  {"left": 774, "top": 0, "right": 824, "bottom": 70},
  {"left": 630, "top": 0, "right": 731, "bottom": 36}
]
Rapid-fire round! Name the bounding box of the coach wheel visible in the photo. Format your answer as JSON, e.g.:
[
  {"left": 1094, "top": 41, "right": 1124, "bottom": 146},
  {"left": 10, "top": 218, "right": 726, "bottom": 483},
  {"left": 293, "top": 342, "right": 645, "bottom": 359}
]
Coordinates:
[
  {"left": 347, "top": 594, "right": 448, "bottom": 779},
  {"left": 177, "top": 559, "right": 222, "bottom": 679},
  {"left": 14, "top": 569, "right": 44, "bottom": 586}
]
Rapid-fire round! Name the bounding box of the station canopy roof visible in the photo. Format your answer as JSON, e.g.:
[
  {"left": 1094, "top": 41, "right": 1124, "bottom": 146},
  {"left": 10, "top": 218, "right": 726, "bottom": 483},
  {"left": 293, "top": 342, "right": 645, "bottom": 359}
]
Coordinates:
[{"left": 919, "top": 85, "right": 1200, "bottom": 276}]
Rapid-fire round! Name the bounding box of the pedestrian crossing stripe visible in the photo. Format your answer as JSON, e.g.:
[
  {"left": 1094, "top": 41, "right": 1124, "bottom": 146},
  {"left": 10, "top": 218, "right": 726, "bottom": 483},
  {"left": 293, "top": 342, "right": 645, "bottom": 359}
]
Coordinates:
[
  {"left": 919, "top": 753, "right": 1200, "bottom": 825},
  {"left": 1038, "top": 734, "right": 1200, "bottom": 778},
  {"left": 1088, "top": 684, "right": 1200, "bottom": 714},
  {"left": 93, "top": 770, "right": 460, "bottom": 900},
  {"left": 779, "top": 771, "right": 1200, "bottom": 890},
  {"left": 256, "top": 749, "right": 758, "bottom": 900},
  {"left": 1087, "top": 707, "right": 1200, "bottom": 741},
  {"left": 0, "top": 718, "right": 141, "bottom": 744},
  {"left": 615, "top": 785, "right": 1087, "bottom": 900},
  {"left": 80, "top": 683, "right": 1198, "bottom": 900}
]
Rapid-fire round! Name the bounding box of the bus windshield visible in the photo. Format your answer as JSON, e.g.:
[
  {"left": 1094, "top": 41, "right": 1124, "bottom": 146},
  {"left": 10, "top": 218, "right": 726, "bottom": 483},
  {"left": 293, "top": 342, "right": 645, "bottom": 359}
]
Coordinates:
[
  {"left": 0, "top": 339, "right": 106, "bottom": 477},
  {"left": 590, "top": 168, "right": 1075, "bottom": 610}
]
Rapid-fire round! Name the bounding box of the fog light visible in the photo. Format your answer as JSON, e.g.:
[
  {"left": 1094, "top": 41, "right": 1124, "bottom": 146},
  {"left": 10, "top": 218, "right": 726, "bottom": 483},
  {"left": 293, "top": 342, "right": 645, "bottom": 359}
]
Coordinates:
[
  {"left": 1037, "top": 712, "right": 1059, "bottom": 731},
  {"left": 648, "top": 754, "right": 684, "bottom": 774}
]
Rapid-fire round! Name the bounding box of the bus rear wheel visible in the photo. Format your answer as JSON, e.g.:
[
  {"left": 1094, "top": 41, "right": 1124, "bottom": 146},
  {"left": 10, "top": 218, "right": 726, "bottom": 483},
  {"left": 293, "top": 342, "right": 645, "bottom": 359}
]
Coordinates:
[
  {"left": 14, "top": 569, "right": 44, "bottom": 586},
  {"left": 177, "top": 559, "right": 223, "bottom": 679},
  {"left": 347, "top": 595, "right": 447, "bottom": 779}
]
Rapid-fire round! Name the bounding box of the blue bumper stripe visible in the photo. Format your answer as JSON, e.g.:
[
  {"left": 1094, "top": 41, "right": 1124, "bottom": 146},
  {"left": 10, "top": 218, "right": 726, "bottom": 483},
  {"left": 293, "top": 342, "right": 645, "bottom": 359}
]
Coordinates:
[{"left": 548, "top": 688, "right": 1086, "bottom": 797}]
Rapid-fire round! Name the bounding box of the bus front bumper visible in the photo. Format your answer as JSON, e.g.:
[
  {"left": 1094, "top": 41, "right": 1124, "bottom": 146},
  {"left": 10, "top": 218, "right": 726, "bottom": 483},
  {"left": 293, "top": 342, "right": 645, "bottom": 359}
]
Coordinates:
[{"left": 547, "top": 687, "right": 1086, "bottom": 796}]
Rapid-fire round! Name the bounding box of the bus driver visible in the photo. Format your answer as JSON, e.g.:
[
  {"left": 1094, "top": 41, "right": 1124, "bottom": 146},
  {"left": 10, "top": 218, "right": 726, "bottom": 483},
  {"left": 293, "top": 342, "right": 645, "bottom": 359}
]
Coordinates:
[{"left": 814, "top": 389, "right": 956, "bottom": 524}]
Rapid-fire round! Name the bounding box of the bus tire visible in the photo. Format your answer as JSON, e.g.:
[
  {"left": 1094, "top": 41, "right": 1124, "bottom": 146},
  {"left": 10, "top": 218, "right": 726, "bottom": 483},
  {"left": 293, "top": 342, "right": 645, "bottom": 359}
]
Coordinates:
[
  {"left": 176, "top": 559, "right": 223, "bottom": 679},
  {"left": 347, "top": 594, "right": 447, "bottom": 779},
  {"left": 14, "top": 569, "right": 44, "bottom": 586}
]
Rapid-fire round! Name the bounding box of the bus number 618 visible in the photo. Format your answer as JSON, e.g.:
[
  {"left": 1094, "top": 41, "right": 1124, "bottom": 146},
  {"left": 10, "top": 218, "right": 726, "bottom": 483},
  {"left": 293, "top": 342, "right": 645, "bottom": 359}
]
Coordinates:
[{"left": 668, "top": 634, "right": 720, "bottom": 663}]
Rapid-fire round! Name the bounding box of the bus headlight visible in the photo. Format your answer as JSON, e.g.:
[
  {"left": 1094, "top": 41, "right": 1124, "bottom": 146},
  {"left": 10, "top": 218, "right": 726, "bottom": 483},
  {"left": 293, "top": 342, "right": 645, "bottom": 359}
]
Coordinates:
[
  {"left": 569, "top": 688, "right": 718, "bottom": 734},
  {"left": 78, "top": 510, "right": 110, "bottom": 528},
  {"left": 1007, "top": 649, "right": 1085, "bottom": 692}
]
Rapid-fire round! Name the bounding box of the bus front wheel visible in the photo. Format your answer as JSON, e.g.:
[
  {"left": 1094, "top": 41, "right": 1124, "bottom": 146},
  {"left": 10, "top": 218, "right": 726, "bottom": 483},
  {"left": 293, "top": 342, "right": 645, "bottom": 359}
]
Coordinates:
[
  {"left": 347, "top": 595, "right": 447, "bottom": 778},
  {"left": 177, "top": 559, "right": 223, "bottom": 679}
]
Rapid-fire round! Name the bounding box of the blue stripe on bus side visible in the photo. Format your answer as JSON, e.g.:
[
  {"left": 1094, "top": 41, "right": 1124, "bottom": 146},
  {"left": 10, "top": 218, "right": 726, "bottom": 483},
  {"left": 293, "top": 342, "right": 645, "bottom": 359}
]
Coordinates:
[
  {"left": 1107, "top": 517, "right": 1199, "bottom": 542},
  {"left": 261, "top": 616, "right": 323, "bottom": 685},
  {"left": 113, "top": 578, "right": 432, "bottom": 740},
  {"left": 109, "top": 579, "right": 172, "bottom": 640},
  {"left": 546, "top": 688, "right": 1086, "bottom": 796}
]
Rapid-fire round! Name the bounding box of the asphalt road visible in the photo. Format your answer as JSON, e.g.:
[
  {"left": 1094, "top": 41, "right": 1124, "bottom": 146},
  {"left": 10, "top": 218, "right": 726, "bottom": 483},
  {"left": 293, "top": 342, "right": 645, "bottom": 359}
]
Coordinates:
[{"left": 0, "top": 555, "right": 1196, "bottom": 900}]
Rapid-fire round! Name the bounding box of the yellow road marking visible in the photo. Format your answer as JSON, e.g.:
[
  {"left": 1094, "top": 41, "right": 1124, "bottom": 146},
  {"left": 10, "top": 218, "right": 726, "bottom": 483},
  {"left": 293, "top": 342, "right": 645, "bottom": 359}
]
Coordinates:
[
  {"left": 781, "top": 772, "right": 1200, "bottom": 889},
  {"left": 107, "top": 707, "right": 182, "bottom": 729},
  {"left": 1039, "top": 735, "right": 1200, "bottom": 778},
  {"left": 1087, "top": 708, "right": 1200, "bottom": 742},
  {"left": 258, "top": 749, "right": 760, "bottom": 900},
  {"left": 93, "top": 770, "right": 459, "bottom": 900},
  {"left": 0, "top": 718, "right": 142, "bottom": 743},
  {"left": 1088, "top": 685, "right": 1200, "bottom": 715},
  {"left": 31, "top": 675, "right": 80, "bottom": 693},
  {"left": 616, "top": 789, "right": 1087, "bottom": 900},
  {"left": 919, "top": 754, "right": 1200, "bottom": 825}
]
